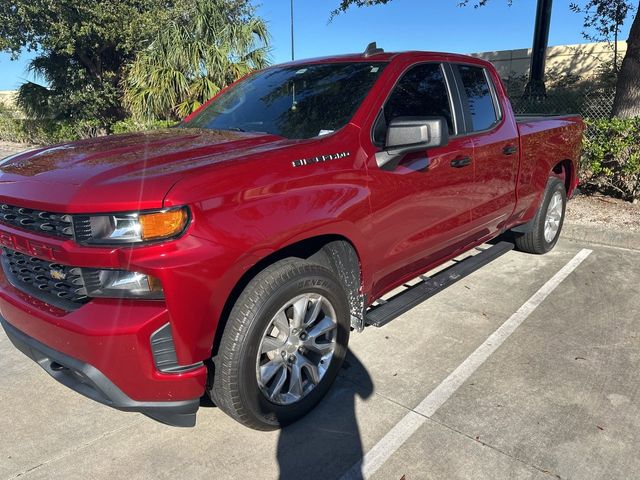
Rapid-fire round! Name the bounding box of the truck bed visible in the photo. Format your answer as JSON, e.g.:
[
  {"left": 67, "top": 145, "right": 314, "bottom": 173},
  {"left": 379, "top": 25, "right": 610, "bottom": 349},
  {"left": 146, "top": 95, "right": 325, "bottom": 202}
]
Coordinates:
[{"left": 512, "top": 113, "right": 584, "bottom": 221}]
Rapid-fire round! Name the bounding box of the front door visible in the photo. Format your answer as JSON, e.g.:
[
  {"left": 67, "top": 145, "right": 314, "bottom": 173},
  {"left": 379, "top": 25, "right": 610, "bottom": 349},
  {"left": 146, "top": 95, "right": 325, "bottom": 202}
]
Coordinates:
[{"left": 365, "top": 62, "right": 477, "bottom": 297}]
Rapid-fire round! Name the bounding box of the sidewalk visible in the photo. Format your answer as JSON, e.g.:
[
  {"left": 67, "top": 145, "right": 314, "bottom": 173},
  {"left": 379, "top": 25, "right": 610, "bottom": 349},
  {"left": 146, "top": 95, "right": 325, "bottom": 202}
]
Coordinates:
[{"left": 0, "top": 141, "right": 30, "bottom": 159}]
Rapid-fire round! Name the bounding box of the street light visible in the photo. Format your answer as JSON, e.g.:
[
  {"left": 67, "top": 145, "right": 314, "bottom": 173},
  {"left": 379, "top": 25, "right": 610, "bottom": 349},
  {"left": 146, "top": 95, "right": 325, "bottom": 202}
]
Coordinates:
[{"left": 524, "top": 0, "right": 553, "bottom": 99}]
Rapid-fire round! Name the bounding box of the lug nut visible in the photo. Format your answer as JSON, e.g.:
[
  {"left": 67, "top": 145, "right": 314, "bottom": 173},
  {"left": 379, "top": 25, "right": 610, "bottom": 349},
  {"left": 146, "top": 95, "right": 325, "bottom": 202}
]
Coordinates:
[
  {"left": 288, "top": 354, "right": 297, "bottom": 363},
  {"left": 299, "top": 332, "right": 308, "bottom": 341},
  {"left": 281, "top": 350, "right": 287, "bottom": 358}
]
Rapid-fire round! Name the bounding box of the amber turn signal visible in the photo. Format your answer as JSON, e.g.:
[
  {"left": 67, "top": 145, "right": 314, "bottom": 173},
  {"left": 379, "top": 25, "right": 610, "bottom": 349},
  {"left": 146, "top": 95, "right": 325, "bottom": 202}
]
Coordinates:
[{"left": 139, "top": 209, "right": 189, "bottom": 241}]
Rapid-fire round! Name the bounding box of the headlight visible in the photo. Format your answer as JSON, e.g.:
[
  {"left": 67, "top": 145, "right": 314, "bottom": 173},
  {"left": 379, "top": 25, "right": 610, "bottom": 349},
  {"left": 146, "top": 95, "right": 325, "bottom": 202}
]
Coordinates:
[
  {"left": 73, "top": 208, "right": 189, "bottom": 245},
  {"left": 81, "top": 269, "right": 164, "bottom": 299}
]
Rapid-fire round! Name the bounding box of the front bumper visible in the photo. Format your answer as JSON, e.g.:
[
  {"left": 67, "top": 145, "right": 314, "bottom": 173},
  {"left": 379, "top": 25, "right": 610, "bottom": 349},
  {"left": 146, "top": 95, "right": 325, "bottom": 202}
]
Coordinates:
[
  {"left": 1, "top": 316, "right": 200, "bottom": 427},
  {"left": 0, "top": 209, "right": 249, "bottom": 427}
]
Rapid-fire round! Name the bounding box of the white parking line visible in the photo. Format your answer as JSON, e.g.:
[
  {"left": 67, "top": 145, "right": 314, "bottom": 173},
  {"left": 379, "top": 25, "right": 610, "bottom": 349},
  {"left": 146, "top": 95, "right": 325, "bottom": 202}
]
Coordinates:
[{"left": 341, "top": 248, "right": 593, "bottom": 480}]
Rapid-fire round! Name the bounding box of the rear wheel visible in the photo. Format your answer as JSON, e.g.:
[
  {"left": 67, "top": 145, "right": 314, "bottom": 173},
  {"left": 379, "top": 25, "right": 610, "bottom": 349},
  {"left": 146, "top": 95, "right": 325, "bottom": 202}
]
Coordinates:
[
  {"left": 514, "top": 177, "right": 566, "bottom": 254},
  {"left": 209, "top": 259, "right": 350, "bottom": 430}
]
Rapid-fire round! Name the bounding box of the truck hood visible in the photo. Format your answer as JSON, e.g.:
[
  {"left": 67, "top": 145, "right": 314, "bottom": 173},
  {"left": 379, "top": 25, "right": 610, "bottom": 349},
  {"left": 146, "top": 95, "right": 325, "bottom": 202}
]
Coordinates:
[{"left": 0, "top": 128, "right": 286, "bottom": 213}]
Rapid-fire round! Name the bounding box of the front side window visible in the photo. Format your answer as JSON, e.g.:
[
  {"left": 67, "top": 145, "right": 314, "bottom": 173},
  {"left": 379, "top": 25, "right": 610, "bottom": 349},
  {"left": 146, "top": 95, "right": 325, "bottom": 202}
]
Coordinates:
[
  {"left": 458, "top": 65, "right": 499, "bottom": 132},
  {"left": 374, "top": 63, "right": 454, "bottom": 145},
  {"left": 183, "top": 62, "right": 387, "bottom": 140}
]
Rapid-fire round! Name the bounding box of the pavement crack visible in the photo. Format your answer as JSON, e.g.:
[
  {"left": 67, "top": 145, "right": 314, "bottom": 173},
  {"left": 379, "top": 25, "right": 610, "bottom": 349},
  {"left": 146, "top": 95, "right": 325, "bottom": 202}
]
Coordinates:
[
  {"left": 426, "top": 416, "right": 564, "bottom": 479},
  {"left": 6, "top": 418, "right": 143, "bottom": 480},
  {"left": 339, "top": 373, "right": 418, "bottom": 413}
]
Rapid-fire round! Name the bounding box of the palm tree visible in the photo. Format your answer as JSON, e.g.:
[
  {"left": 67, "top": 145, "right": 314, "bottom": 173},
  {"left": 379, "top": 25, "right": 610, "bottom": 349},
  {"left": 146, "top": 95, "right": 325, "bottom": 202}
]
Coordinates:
[{"left": 123, "top": 0, "right": 270, "bottom": 120}]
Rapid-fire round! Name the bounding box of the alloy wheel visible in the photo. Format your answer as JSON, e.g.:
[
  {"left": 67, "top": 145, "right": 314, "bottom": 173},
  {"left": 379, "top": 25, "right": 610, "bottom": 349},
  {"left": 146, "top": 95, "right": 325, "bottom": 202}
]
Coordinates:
[
  {"left": 544, "top": 190, "right": 563, "bottom": 243},
  {"left": 256, "top": 293, "right": 338, "bottom": 405}
]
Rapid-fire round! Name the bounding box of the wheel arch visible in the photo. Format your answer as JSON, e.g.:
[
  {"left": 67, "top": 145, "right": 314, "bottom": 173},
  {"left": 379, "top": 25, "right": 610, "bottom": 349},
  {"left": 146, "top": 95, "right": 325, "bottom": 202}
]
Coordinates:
[
  {"left": 552, "top": 158, "right": 575, "bottom": 197},
  {"left": 511, "top": 157, "right": 575, "bottom": 234},
  {"left": 210, "top": 234, "right": 366, "bottom": 359}
]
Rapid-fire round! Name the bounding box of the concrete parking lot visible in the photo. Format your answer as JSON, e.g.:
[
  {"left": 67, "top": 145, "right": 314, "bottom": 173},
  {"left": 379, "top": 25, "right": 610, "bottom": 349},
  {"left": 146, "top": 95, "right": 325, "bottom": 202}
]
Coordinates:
[{"left": 1, "top": 235, "right": 638, "bottom": 480}]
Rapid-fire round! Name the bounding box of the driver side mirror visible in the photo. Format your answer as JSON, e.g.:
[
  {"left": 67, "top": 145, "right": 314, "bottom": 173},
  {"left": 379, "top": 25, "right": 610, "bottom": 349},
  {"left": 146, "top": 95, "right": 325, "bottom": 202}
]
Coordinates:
[{"left": 375, "top": 116, "right": 449, "bottom": 170}]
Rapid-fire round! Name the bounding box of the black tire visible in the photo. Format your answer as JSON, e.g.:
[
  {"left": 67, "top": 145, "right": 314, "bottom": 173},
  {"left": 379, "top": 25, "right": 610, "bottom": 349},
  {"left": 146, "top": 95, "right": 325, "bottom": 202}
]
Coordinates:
[
  {"left": 514, "top": 176, "right": 567, "bottom": 254},
  {"left": 209, "top": 258, "right": 351, "bottom": 430}
]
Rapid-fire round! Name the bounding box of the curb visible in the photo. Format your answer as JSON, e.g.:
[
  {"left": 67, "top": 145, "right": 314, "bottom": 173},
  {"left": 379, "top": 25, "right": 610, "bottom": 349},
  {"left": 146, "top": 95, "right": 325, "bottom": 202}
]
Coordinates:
[{"left": 561, "top": 222, "right": 640, "bottom": 251}]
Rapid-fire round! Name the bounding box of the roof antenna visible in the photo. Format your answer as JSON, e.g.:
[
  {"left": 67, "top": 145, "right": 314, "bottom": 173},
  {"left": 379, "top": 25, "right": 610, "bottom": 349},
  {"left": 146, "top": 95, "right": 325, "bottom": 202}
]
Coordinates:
[{"left": 363, "top": 42, "right": 384, "bottom": 57}]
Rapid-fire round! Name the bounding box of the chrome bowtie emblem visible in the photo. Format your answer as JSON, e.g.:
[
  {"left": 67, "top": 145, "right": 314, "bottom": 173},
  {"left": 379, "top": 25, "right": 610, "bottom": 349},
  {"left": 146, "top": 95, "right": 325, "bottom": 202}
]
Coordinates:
[{"left": 50, "top": 268, "right": 67, "bottom": 281}]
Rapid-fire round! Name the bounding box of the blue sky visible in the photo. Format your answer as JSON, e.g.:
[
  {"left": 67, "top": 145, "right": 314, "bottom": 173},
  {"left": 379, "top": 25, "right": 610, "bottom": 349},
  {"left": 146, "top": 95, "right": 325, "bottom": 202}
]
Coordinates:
[{"left": 0, "top": 0, "right": 632, "bottom": 90}]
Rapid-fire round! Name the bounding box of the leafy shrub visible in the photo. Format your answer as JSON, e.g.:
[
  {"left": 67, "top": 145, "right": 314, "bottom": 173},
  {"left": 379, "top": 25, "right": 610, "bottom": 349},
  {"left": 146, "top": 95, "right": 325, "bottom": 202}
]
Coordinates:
[
  {"left": 0, "top": 115, "right": 71, "bottom": 145},
  {"left": 111, "top": 118, "right": 177, "bottom": 134},
  {"left": 581, "top": 118, "right": 640, "bottom": 201},
  {"left": 0, "top": 107, "right": 175, "bottom": 145}
]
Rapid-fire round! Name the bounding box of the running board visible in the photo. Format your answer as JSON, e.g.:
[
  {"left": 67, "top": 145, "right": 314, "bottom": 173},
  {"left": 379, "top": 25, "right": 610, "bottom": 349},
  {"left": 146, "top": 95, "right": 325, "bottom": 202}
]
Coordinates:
[{"left": 365, "top": 241, "right": 514, "bottom": 328}]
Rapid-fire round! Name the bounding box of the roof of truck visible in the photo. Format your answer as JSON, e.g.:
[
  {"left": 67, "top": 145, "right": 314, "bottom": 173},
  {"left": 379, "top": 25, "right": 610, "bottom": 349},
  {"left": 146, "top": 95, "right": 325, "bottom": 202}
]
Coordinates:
[{"left": 275, "top": 50, "right": 489, "bottom": 67}]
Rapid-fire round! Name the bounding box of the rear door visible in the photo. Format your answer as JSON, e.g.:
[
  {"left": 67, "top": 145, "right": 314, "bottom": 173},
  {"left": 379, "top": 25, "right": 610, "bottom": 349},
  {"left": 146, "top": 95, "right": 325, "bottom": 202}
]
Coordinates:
[
  {"left": 451, "top": 63, "right": 520, "bottom": 235},
  {"left": 365, "top": 61, "right": 477, "bottom": 297}
]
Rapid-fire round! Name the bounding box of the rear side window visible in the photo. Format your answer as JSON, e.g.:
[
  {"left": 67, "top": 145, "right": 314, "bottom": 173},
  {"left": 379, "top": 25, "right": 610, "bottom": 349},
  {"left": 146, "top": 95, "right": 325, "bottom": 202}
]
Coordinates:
[
  {"left": 458, "top": 65, "right": 498, "bottom": 132},
  {"left": 374, "top": 63, "right": 454, "bottom": 144}
]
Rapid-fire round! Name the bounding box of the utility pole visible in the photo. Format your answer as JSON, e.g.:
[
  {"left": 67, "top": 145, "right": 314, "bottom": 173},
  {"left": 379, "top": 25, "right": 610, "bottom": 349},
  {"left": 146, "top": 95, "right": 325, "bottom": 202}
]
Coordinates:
[
  {"left": 291, "top": 0, "right": 295, "bottom": 61},
  {"left": 524, "top": 0, "right": 553, "bottom": 99}
]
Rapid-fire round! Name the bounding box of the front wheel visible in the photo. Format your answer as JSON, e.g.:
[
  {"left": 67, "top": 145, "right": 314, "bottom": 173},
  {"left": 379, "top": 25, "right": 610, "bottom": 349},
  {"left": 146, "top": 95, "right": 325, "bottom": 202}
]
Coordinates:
[
  {"left": 209, "top": 259, "right": 350, "bottom": 430},
  {"left": 514, "top": 177, "right": 567, "bottom": 254}
]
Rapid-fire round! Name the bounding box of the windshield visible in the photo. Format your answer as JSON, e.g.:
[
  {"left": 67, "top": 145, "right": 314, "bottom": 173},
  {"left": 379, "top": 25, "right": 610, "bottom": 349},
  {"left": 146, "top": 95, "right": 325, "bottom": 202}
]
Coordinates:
[{"left": 183, "top": 62, "right": 388, "bottom": 139}]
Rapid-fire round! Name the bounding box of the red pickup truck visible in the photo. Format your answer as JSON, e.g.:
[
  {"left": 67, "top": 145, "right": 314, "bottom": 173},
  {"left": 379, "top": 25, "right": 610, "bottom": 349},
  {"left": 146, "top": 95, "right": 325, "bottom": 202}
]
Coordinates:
[{"left": 0, "top": 46, "right": 583, "bottom": 429}]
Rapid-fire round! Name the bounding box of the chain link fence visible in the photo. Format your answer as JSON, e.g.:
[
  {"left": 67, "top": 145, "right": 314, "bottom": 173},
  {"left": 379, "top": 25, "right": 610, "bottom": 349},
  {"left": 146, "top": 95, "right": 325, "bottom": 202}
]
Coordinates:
[
  {"left": 510, "top": 90, "right": 615, "bottom": 118},
  {"left": 510, "top": 90, "right": 615, "bottom": 139},
  {"left": 581, "top": 91, "right": 616, "bottom": 119}
]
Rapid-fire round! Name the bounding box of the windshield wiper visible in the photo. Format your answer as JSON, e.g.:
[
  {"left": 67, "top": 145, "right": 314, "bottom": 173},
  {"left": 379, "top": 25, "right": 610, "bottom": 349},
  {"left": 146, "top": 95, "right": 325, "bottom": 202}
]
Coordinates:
[{"left": 226, "top": 127, "right": 246, "bottom": 132}]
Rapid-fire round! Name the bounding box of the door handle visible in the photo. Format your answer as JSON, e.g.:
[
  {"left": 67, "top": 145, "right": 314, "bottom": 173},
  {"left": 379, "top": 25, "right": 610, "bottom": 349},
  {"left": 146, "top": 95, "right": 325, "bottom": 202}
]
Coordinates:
[
  {"left": 450, "top": 156, "right": 472, "bottom": 168},
  {"left": 503, "top": 145, "right": 518, "bottom": 156}
]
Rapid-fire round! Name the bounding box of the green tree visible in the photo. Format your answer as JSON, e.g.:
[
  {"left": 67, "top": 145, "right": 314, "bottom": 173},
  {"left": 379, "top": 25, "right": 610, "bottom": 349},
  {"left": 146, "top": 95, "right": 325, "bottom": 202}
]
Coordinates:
[
  {"left": 0, "top": 1, "right": 172, "bottom": 127},
  {"left": 332, "top": 0, "right": 640, "bottom": 118},
  {"left": 610, "top": 2, "right": 640, "bottom": 117},
  {"left": 570, "top": 0, "right": 632, "bottom": 72},
  {"left": 123, "top": 0, "right": 270, "bottom": 120}
]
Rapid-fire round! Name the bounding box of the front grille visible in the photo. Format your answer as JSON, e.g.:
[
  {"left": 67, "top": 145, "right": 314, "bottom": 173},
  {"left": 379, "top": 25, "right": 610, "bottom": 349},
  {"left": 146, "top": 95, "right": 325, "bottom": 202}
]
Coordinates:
[
  {"left": 1, "top": 248, "right": 89, "bottom": 310},
  {"left": 70, "top": 216, "right": 92, "bottom": 243},
  {"left": 0, "top": 203, "right": 73, "bottom": 239}
]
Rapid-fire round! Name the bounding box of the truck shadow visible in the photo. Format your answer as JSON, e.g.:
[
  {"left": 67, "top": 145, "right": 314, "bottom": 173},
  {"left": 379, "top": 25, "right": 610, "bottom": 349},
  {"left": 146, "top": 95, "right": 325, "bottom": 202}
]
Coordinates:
[{"left": 276, "top": 350, "right": 373, "bottom": 480}]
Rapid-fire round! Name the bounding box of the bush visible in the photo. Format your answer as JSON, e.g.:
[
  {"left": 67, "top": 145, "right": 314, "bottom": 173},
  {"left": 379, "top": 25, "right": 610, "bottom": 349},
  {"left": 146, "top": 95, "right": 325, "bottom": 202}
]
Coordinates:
[
  {"left": 0, "top": 107, "right": 176, "bottom": 145},
  {"left": 111, "top": 118, "right": 177, "bottom": 134},
  {"left": 0, "top": 106, "right": 85, "bottom": 144},
  {"left": 581, "top": 118, "right": 640, "bottom": 201},
  {"left": 0, "top": 116, "right": 69, "bottom": 144}
]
